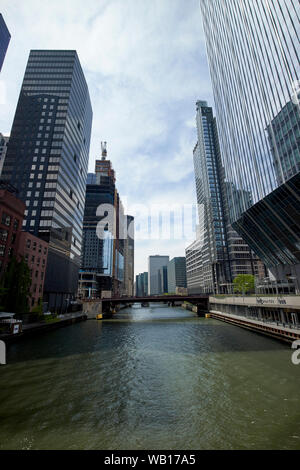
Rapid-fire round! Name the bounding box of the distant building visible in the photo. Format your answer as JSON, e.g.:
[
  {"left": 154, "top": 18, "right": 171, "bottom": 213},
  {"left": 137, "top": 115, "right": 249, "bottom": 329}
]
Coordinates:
[
  {"left": 167, "top": 257, "right": 187, "bottom": 294},
  {"left": 79, "top": 149, "right": 128, "bottom": 299},
  {"left": 158, "top": 265, "right": 168, "bottom": 294},
  {"left": 267, "top": 98, "right": 300, "bottom": 186},
  {"left": 0, "top": 134, "right": 9, "bottom": 176},
  {"left": 148, "top": 255, "right": 169, "bottom": 295},
  {"left": 123, "top": 215, "right": 134, "bottom": 296},
  {"left": 1, "top": 50, "right": 93, "bottom": 312},
  {"left": 0, "top": 14, "right": 10, "bottom": 72},
  {"left": 86, "top": 173, "right": 96, "bottom": 185},
  {"left": 136, "top": 272, "right": 148, "bottom": 297},
  {"left": 186, "top": 101, "right": 265, "bottom": 294}
]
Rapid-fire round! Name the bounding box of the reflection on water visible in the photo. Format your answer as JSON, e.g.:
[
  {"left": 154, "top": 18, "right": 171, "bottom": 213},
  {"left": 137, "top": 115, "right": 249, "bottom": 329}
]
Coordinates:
[{"left": 0, "top": 304, "right": 299, "bottom": 450}]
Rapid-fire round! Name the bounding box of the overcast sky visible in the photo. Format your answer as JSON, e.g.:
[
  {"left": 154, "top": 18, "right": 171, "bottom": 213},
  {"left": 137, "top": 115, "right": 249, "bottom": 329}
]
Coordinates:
[{"left": 0, "top": 0, "right": 214, "bottom": 275}]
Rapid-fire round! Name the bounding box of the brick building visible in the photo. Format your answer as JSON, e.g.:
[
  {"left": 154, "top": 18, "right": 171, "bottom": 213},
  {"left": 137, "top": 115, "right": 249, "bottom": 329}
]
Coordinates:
[
  {"left": 0, "top": 183, "right": 25, "bottom": 274},
  {"left": 18, "top": 232, "right": 48, "bottom": 309},
  {"left": 0, "top": 182, "right": 49, "bottom": 310}
]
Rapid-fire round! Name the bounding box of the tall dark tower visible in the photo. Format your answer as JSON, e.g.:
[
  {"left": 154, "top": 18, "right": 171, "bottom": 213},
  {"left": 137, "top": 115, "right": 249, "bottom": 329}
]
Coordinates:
[{"left": 2, "top": 50, "right": 93, "bottom": 311}]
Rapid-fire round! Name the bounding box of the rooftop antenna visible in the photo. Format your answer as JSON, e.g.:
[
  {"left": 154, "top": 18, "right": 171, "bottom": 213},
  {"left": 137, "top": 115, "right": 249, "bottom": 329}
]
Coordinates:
[{"left": 101, "top": 141, "right": 107, "bottom": 160}]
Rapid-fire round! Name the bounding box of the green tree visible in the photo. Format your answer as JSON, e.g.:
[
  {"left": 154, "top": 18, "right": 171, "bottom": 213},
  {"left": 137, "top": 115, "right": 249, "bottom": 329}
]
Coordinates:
[
  {"left": 0, "top": 256, "right": 32, "bottom": 314},
  {"left": 233, "top": 274, "right": 255, "bottom": 295},
  {"left": 31, "top": 297, "right": 43, "bottom": 316}
]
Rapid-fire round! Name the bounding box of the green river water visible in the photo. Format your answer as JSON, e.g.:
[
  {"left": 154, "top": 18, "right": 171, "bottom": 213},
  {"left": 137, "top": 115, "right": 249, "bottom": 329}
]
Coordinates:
[{"left": 0, "top": 305, "right": 299, "bottom": 450}]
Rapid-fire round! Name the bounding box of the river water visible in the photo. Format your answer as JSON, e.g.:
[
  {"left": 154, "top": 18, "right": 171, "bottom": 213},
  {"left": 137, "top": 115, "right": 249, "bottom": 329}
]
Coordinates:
[{"left": 0, "top": 305, "right": 300, "bottom": 450}]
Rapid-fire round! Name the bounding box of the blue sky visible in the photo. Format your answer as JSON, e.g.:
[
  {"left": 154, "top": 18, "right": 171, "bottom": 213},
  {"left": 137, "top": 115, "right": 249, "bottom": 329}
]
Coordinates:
[{"left": 0, "top": 0, "right": 214, "bottom": 275}]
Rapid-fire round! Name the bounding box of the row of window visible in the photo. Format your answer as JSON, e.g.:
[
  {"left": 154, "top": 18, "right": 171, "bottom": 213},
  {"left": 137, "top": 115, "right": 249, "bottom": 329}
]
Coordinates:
[{"left": 1, "top": 213, "right": 19, "bottom": 230}]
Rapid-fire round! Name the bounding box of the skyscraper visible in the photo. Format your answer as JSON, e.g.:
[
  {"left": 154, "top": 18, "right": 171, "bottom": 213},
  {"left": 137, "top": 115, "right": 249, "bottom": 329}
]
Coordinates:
[
  {"left": 186, "top": 101, "right": 264, "bottom": 294},
  {"left": 136, "top": 272, "right": 148, "bottom": 297},
  {"left": 0, "top": 14, "right": 10, "bottom": 72},
  {"left": 2, "top": 50, "right": 93, "bottom": 311},
  {"left": 123, "top": 215, "right": 134, "bottom": 296},
  {"left": 200, "top": 1, "right": 300, "bottom": 283},
  {"left": 167, "top": 257, "right": 187, "bottom": 294},
  {"left": 148, "top": 255, "right": 169, "bottom": 295},
  {"left": 79, "top": 149, "right": 129, "bottom": 299},
  {"left": 0, "top": 134, "right": 9, "bottom": 176}
]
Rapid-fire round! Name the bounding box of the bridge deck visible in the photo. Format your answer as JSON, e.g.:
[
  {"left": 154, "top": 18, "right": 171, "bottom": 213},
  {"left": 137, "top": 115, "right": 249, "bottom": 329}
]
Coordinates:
[{"left": 98, "top": 295, "right": 208, "bottom": 304}]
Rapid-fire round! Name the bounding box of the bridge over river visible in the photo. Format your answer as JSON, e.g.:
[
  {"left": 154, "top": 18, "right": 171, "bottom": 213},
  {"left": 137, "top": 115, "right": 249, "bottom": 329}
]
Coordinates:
[{"left": 82, "top": 295, "right": 209, "bottom": 317}]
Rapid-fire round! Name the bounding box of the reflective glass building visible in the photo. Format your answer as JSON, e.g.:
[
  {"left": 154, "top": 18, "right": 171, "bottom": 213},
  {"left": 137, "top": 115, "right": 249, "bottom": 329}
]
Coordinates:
[
  {"left": 0, "top": 14, "right": 10, "bottom": 72},
  {"left": 167, "top": 257, "right": 187, "bottom": 294},
  {"left": 186, "top": 101, "right": 265, "bottom": 294},
  {"left": 79, "top": 155, "right": 127, "bottom": 299},
  {"left": 2, "top": 50, "right": 93, "bottom": 310},
  {"left": 200, "top": 1, "right": 300, "bottom": 282},
  {"left": 136, "top": 272, "right": 148, "bottom": 297}
]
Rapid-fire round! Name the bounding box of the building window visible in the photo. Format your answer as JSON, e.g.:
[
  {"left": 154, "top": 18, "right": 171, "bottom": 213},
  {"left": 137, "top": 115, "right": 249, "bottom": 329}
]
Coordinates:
[
  {"left": 1, "top": 213, "right": 11, "bottom": 226},
  {"left": 0, "top": 229, "right": 8, "bottom": 242},
  {"left": 0, "top": 245, "right": 5, "bottom": 257}
]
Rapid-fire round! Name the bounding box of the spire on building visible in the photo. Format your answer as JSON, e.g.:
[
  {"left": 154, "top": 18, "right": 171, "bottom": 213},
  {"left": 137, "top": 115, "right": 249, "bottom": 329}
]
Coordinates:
[{"left": 101, "top": 141, "right": 107, "bottom": 160}]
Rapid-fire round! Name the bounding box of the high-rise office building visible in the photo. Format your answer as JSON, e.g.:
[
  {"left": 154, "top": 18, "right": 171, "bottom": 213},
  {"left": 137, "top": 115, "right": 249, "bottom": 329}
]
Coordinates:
[
  {"left": 79, "top": 150, "right": 128, "bottom": 299},
  {"left": 123, "top": 215, "right": 134, "bottom": 296},
  {"left": 158, "top": 265, "right": 168, "bottom": 294},
  {"left": 2, "top": 50, "right": 93, "bottom": 311},
  {"left": 200, "top": 1, "right": 300, "bottom": 284},
  {"left": 167, "top": 257, "right": 187, "bottom": 294},
  {"left": 148, "top": 255, "right": 169, "bottom": 295},
  {"left": 186, "top": 101, "right": 264, "bottom": 294},
  {"left": 0, "top": 14, "right": 10, "bottom": 72},
  {"left": 0, "top": 134, "right": 9, "bottom": 176},
  {"left": 136, "top": 272, "right": 148, "bottom": 297}
]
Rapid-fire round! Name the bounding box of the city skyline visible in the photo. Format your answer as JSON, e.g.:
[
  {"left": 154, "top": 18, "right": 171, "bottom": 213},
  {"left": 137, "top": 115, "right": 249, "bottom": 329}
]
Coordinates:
[{"left": 0, "top": 0, "right": 213, "bottom": 275}]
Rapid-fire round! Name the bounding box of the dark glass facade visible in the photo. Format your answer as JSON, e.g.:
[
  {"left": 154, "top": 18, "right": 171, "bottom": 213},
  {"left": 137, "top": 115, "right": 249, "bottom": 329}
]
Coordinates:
[
  {"left": 167, "top": 257, "right": 187, "bottom": 294},
  {"left": 200, "top": 1, "right": 300, "bottom": 281},
  {"left": 136, "top": 272, "right": 148, "bottom": 297},
  {"left": 2, "top": 50, "right": 92, "bottom": 311},
  {"left": 79, "top": 158, "right": 126, "bottom": 298},
  {"left": 158, "top": 265, "right": 168, "bottom": 294},
  {"left": 0, "top": 14, "right": 10, "bottom": 72}
]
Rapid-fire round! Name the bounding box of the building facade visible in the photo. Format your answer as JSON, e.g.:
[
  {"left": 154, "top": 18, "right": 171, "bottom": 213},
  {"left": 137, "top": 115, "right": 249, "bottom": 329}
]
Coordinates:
[
  {"left": 200, "top": 1, "right": 300, "bottom": 285},
  {"left": 186, "top": 101, "right": 265, "bottom": 294},
  {"left": 0, "top": 182, "right": 49, "bottom": 310},
  {"left": 123, "top": 215, "right": 134, "bottom": 296},
  {"left": 18, "top": 232, "right": 48, "bottom": 309},
  {"left": 1, "top": 50, "right": 92, "bottom": 311},
  {"left": 167, "top": 257, "right": 187, "bottom": 294},
  {"left": 0, "top": 14, "right": 10, "bottom": 72},
  {"left": 0, "top": 134, "right": 9, "bottom": 176},
  {"left": 79, "top": 152, "right": 128, "bottom": 299},
  {"left": 148, "top": 255, "right": 169, "bottom": 295},
  {"left": 158, "top": 265, "right": 168, "bottom": 294},
  {"left": 0, "top": 183, "right": 25, "bottom": 276},
  {"left": 136, "top": 272, "right": 148, "bottom": 297}
]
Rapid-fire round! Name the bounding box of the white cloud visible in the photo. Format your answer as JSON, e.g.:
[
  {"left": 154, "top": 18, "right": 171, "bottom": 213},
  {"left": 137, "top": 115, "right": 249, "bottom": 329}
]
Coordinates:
[{"left": 0, "top": 0, "right": 213, "bottom": 275}]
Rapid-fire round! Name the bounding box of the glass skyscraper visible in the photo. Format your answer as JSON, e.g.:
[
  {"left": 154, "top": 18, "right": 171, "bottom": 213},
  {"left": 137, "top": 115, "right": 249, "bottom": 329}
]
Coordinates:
[
  {"left": 79, "top": 155, "right": 128, "bottom": 299},
  {"left": 0, "top": 14, "right": 10, "bottom": 72},
  {"left": 2, "top": 50, "right": 92, "bottom": 311},
  {"left": 200, "top": 0, "right": 300, "bottom": 282},
  {"left": 186, "top": 101, "right": 265, "bottom": 294}
]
